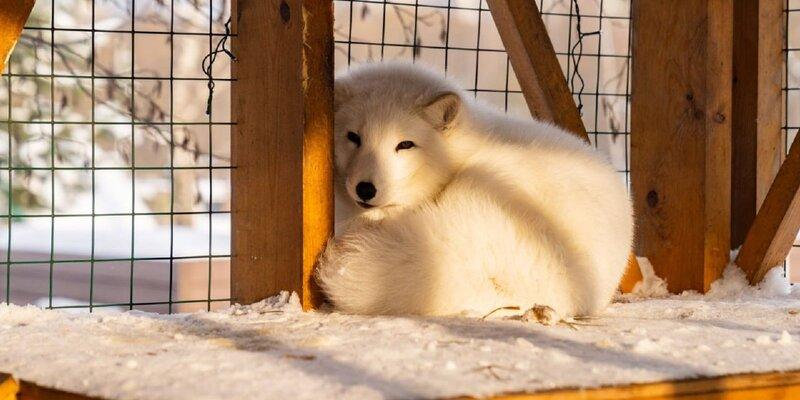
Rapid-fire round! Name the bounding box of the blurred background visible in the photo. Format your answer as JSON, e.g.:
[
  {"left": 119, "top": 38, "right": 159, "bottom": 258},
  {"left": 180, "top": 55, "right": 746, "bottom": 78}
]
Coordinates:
[{"left": 1, "top": 0, "right": 798, "bottom": 314}]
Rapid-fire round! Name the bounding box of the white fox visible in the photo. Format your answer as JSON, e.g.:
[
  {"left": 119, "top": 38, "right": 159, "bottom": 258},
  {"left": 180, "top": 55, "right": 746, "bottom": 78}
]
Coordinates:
[{"left": 316, "top": 62, "right": 633, "bottom": 318}]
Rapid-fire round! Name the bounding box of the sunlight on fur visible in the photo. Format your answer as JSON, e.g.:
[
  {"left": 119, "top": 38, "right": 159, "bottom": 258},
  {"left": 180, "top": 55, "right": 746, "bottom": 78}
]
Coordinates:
[{"left": 316, "top": 62, "right": 633, "bottom": 319}]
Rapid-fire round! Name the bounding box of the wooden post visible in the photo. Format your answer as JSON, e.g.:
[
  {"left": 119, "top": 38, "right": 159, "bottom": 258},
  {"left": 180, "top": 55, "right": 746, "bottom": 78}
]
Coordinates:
[
  {"left": 631, "top": 0, "right": 733, "bottom": 293},
  {"left": 730, "top": 0, "right": 783, "bottom": 249},
  {"left": 231, "top": 1, "right": 334, "bottom": 310},
  {"left": 488, "top": 0, "right": 642, "bottom": 291},
  {"left": 736, "top": 134, "right": 800, "bottom": 284},
  {"left": 486, "top": 0, "right": 588, "bottom": 141},
  {"left": 0, "top": 0, "right": 35, "bottom": 72}
]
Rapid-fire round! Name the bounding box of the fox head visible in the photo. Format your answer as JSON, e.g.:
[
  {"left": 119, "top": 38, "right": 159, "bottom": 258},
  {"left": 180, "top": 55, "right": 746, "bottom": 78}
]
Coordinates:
[{"left": 334, "top": 63, "right": 464, "bottom": 220}]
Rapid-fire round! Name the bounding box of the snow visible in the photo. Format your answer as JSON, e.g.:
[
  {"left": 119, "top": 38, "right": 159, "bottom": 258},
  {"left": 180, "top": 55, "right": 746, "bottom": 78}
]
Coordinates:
[
  {"left": 3, "top": 263, "right": 800, "bottom": 400},
  {"left": 3, "top": 212, "right": 229, "bottom": 259}
]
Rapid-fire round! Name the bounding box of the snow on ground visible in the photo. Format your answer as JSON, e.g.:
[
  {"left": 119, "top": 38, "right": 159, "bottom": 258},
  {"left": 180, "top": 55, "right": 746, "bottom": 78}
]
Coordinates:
[{"left": 3, "top": 264, "right": 800, "bottom": 400}]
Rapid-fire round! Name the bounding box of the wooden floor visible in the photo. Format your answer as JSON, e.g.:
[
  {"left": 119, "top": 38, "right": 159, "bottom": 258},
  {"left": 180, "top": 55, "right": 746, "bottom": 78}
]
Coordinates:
[{"left": 3, "top": 370, "right": 800, "bottom": 400}]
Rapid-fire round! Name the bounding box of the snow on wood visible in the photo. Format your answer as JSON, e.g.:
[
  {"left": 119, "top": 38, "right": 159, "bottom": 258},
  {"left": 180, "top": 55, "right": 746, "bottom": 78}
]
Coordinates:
[{"left": 2, "top": 265, "right": 800, "bottom": 400}]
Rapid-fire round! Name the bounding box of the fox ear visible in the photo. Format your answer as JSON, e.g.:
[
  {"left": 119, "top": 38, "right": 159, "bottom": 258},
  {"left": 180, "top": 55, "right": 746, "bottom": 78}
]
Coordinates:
[
  {"left": 334, "top": 82, "right": 353, "bottom": 112},
  {"left": 421, "top": 92, "right": 461, "bottom": 131}
]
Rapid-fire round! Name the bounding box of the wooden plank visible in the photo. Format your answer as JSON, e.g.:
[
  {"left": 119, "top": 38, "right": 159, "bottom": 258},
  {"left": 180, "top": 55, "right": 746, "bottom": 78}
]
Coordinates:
[
  {"left": 0, "top": 372, "right": 101, "bottom": 400},
  {"left": 736, "top": 134, "right": 800, "bottom": 283},
  {"left": 231, "top": 0, "right": 334, "bottom": 310},
  {"left": 7, "top": 369, "right": 800, "bottom": 400},
  {"left": 631, "top": 0, "right": 733, "bottom": 293},
  {"left": 477, "top": 370, "right": 800, "bottom": 400},
  {"left": 0, "top": 0, "right": 34, "bottom": 72},
  {"left": 0, "top": 373, "right": 18, "bottom": 400},
  {"left": 486, "top": 0, "right": 588, "bottom": 141},
  {"left": 730, "top": 0, "right": 783, "bottom": 249},
  {"left": 17, "top": 381, "right": 98, "bottom": 400}
]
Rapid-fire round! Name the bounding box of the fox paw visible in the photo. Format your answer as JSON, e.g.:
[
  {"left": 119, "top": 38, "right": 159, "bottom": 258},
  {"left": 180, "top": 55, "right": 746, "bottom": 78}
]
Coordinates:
[{"left": 521, "top": 304, "right": 560, "bottom": 326}]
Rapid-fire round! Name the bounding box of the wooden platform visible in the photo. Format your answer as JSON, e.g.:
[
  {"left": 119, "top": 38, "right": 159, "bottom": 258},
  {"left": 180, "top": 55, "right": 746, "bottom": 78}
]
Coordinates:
[{"left": 4, "top": 370, "right": 800, "bottom": 399}]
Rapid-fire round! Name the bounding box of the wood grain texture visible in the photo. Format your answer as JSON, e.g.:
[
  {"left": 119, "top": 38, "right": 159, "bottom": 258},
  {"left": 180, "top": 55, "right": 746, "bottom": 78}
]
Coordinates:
[
  {"left": 486, "top": 0, "right": 588, "bottom": 141},
  {"left": 730, "top": 0, "right": 783, "bottom": 249},
  {"left": 474, "top": 370, "right": 800, "bottom": 400},
  {"left": 231, "top": 0, "right": 334, "bottom": 310},
  {"left": 631, "top": 0, "right": 732, "bottom": 293},
  {"left": 0, "top": 0, "right": 34, "bottom": 72},
  {"left": 736, "top": 134, "right": 800, "bottom": 283}
]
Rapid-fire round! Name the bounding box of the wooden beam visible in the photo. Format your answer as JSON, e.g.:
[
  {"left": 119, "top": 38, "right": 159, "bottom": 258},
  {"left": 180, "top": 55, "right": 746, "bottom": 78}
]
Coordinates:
[
  {"left": 631, "top": 0, "right": 733, "bottom": 293},
  {"left": 17, "top": 381, "right": 99, "bottom": 400},
  {"left": 477, "top": 370, "right": 800, "bottom": 400},
  {"left": 486, "top": 0, "right": 588, "bottom": 141},
  {"left": 0, "top": 0, "right": 34, "bottom": 72},
  {"left": 231, "top": 0, "right": 334, "bottom": 310},
  {"left": 8, "top": 369, "right": 800, "bottom": 400},
  {"left": 487, "top": 0, "right": 640, "bottom": 291},
  {"left": 736, "top": 134, "right": 800, "bottom": 283},
  {"left": 730, "top": 0, "right": 783, "bottom": 249}
]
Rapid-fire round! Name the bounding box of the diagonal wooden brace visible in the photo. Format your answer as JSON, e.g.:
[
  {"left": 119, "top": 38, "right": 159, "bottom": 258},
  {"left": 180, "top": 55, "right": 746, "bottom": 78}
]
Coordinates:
[
  {"left": 0, "top": 0, "right": 35, "bottom": 72},
  {"left": 487, "top": 0, "right": 641, "bottom": 291},
  {"left": 737, "top": 133, "right": 800, "bottom": 284},
  {"left": 486, "top": 0, "right": 588, "bottom": 141}
]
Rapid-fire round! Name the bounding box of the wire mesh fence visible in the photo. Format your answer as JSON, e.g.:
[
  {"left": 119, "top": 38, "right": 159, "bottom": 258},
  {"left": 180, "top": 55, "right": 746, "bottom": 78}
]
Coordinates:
[
  {"left": 0, "top": 0, "right": 233, "bottom": 313},
  {"left": 334, "top": 0, "right": 632, "bottom": 182},
  {"left": 785, "top": 0, "right": 800, "bottom": 282},
  {"left": 1, "top": 0, "right": 797, "bottom": 314}
]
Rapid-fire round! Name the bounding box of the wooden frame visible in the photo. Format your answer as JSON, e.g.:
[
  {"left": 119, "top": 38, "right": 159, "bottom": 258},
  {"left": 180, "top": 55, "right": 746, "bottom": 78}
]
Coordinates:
[
  {"left": 231, "top": 0, "right": 334, "bottom": 310},
  {"left": 736, "top": 133, "right": 800, "bottom": 283},
  {"left": 730, "top": 0, "right": 783, "bottom": 249},
  {"left": 0, "top": 373, "right": 100, "bottom": 400},
  {"left": 631, "top": 0, "right": 733, "bottom": 293},
  {"left": 7, "top": 369, "right": 800, "bottom": 400},
  {"left": 478, "top": 370, "right": 800, "bottom": 400}
]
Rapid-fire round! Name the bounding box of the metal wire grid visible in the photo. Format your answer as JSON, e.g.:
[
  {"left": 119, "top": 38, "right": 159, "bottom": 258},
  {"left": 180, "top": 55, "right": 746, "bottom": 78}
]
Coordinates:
[
  {"left": 9, "top": 0, "right": 794, "bottom": 312},
  {"left": 333, "top": 0, "right": 633, "bottom": 186},
  {"left": 785, "top": 1, "right": 800, "bottom": 280},
  {"left": 0, "top": 0, "right": 233, "bottom": 313}
]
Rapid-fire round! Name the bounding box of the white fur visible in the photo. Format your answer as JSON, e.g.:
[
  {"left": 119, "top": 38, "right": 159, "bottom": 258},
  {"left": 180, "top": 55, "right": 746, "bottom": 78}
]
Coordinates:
[{"left": 317, "top": 62, "right": 633, "bottom": 317}]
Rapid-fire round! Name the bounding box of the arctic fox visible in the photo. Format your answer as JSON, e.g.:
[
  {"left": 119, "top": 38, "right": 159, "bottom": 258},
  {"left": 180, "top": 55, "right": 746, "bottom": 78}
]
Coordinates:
[{"left": 316, "top": 62, "right": 633, "bottom": 318}]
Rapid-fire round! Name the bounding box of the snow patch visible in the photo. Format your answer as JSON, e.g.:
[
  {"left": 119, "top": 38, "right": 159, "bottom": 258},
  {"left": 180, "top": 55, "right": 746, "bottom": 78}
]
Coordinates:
[
  {"left": 629, "top": 257, "right": 669, "bottom": 298},
  {"left": 4, "top": 291, "right": 800, "bottom": 399}
]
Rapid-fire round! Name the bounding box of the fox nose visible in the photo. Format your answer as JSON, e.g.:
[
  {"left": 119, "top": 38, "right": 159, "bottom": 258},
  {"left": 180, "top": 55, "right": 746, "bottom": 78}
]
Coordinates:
[{"left": 356, "top": 181, "right": 377, "bottom": 201}]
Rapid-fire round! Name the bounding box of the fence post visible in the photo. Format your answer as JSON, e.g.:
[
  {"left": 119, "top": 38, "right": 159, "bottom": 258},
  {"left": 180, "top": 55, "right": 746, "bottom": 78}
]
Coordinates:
[
  {"left": 730, "top": 0, "right": 783, "bottom": 250},
  {"left": 231, "top": 1, "right": 334, "bottom": 310},
  {"left": 631, "top": 0, "right": 733, "bottom": 293}
]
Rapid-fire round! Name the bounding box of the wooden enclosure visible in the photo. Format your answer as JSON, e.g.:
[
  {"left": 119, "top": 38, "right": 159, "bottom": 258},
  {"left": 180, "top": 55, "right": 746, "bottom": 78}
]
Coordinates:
[
  {"left": 6, "top": 0, "right": 800, "bottom": 398},
  {"left": 229, "top": 0, "right": 800, "bottom": 305}
]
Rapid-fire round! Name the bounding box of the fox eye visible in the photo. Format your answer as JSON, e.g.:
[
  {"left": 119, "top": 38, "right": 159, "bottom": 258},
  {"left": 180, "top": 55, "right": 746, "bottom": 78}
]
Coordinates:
[
  {"left": 395, "top": 140, "right": 416, "bottom": 151},
  {"left": 347, "top": 131, "right": 361, "bottom": 147}
]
